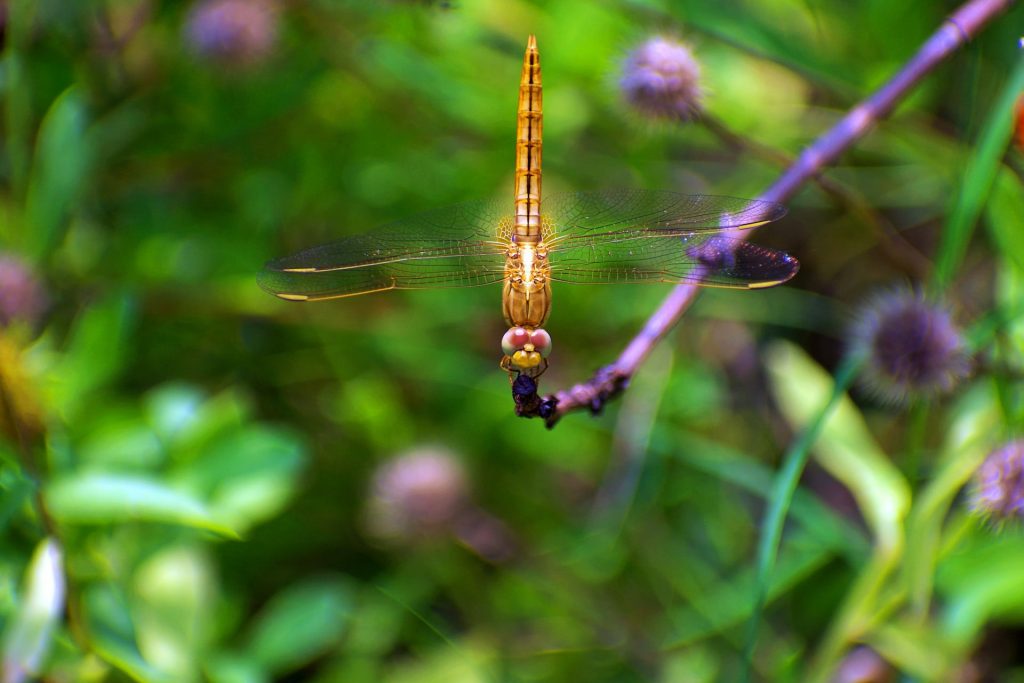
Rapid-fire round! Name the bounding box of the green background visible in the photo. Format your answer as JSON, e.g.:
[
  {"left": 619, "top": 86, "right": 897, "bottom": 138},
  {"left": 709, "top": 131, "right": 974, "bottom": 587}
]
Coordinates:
[{"left": 2, "top": 0, "right": 1024, "bottom": 680}]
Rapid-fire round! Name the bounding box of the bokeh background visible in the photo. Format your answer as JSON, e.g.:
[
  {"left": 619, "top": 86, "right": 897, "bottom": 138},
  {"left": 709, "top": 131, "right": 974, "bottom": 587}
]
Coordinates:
[{"left": 2, "top": 0, "right": 1024, "bottom": 681}]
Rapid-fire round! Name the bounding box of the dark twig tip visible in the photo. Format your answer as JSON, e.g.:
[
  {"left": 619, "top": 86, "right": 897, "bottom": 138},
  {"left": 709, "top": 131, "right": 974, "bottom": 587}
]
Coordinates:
[{"left": 538, "top": 397, "right": 558, "bottom": 420}]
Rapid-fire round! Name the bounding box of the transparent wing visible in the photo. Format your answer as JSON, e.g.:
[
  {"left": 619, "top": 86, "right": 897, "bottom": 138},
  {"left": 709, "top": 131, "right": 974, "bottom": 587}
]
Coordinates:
[
  {"left": 259, "top": 199, "right": 510, "bottom": 301},
  {"left": 548, "top": 234, "right": 799, "bottom": 289},
  {"left": 543, "top": 190, "right": 786, "bottom": 247},
  {"left": 258, "top": 255, "right": 507, "bottom": 301}
]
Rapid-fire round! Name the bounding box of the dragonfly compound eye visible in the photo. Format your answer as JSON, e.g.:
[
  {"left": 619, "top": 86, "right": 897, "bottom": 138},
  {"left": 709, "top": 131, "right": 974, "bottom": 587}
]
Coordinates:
[
  {"left": 529, "top": 328, "right": 552, "bottom": 357},
  {"left": 501, "top": 326, "right": 532, "bottom": 356}
]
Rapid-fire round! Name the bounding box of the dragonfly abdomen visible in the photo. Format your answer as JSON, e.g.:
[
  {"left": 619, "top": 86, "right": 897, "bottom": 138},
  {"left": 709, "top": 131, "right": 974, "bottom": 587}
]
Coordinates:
[{"left": 513, "top": 34, "right": 542, "bottom": 243}]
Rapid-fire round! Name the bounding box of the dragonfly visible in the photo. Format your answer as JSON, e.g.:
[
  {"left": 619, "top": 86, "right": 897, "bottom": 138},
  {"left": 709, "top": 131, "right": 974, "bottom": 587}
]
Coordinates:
[{"left": 259, "top": 35, "right": 798, "bottom": 385}]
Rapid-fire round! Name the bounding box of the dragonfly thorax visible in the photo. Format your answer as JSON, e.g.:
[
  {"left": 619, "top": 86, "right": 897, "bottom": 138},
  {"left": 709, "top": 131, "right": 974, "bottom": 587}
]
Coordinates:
[{"left": 503, "top": 243, "right": 551, "bottom": 328}]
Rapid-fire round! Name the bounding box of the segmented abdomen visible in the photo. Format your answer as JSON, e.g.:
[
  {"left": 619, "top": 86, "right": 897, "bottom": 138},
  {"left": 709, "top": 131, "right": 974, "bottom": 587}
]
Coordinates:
[{"left": 513, "top": 35, "right": 542, "bottom": 243}]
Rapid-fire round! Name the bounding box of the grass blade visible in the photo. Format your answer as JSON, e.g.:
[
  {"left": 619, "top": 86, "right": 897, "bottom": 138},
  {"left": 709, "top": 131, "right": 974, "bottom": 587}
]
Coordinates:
[
  {"left": 932, "top": 50, "right": 1024, "bottom": 287},
  {"left": 739, "top": 347, "right": 866, "bottom": 682}
]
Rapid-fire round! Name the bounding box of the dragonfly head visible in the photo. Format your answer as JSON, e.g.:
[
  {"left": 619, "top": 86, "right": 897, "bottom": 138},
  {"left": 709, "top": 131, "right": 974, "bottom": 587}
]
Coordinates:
[{"left": 501, "top": 326, "right": 552, "bottom": 372}]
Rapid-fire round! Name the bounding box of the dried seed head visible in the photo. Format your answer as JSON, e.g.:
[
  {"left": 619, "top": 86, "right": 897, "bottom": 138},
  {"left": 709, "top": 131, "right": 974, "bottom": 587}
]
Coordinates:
[
  {"left": 0, "top": 254, "right": 47, "bottom": 329},
  {"left": 620, "top": 36, "right": 703, "bottom": 122},
  {"left": 364, "top": 447, "right": 467, "bottom": 542},
  {"left": 184, "top": 0, "right": 278, "bottom": 68},
  {"left": 851, "top": 289, "right": 969, "bottom": 405},
  {"left": 971, "top": 440, "right": 1024, "bottom": 523}
]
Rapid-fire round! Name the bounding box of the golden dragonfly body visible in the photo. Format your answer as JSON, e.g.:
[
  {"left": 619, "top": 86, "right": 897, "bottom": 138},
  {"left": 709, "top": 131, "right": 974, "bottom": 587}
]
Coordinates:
[
  {"left": 501, "top": 35, "right": 552, "bottom": 375},
  {"left": 259, "top": 36, "right": 798, "bottom": 383}
]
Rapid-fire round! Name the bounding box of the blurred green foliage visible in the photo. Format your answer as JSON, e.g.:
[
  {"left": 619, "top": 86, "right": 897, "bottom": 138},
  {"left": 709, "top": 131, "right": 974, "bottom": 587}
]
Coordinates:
[{"left": 1, "top": 0, "right": 1023, "bottom": 681}]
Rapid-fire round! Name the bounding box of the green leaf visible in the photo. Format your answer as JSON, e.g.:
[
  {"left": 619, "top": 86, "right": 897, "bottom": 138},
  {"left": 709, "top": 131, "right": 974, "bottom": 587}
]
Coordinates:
[
  {"left": 0, "top": 469, "right": 34, "bottom": 533},
  {"left": 765, "top": 342, "right": 910, "bottom": 547},
  {"left": 2, "top": 538, "right": 64, "bottom": 682},
  {"left": 868, "top": 620, "right": 954, "bottom": 680},
  {"left": 1, "top": 0, "right": 36, "bottom": 201},
  {"left": 904, "top": 382, "right": 1001, "bottom": 616},
  {"left": 986, "top": 169, "right": 1024, "bottom": 274},
  {"left": 24, "top": 86, "right": 93, "bottom": 262},
  {"left": 382, "top": 638, "right": 493, "bottom": 683},
  {"left": 173, "top": 425, "right": 305, "bottom": 533},
  {"left": 204, "top": 652, "right": 268, "bottom": 683},
  {"left": 49, "top": 293, "right": 135, "bottom": 418},
  {"left": 145, "top": 385, "right": 251, "bottom": 460},
  {"left": 144, "top": 384, "right": 207, "bottom": 445},
  {"left": 664, "top": 531, "right": 834, "bottom": 646},
  {"left": 938, "top": 532, "right": 1024, "bottom": 648},
  {"left": 133, "top": 545, "right": 215, "bottom": 681},
  {"left": 84, "top": 580, "right": 177, "bottom": 682},
  {"left": 244, "top": 576, "right": 354, "bottom": 675},
  {"left": 45, "top": 472, "right": 237, "bottom": 538},
  {"left": 762, "top": 342, "right": 912, "bottom": 683},
  {"left": 741, "top": 346, "right": 869, "bottom": 682},
  {"left": 666, "top": 432, "right": 869, "bottom": 561},
  {"left": 77, "top": 411, "right": 164, "bottom": 471}
]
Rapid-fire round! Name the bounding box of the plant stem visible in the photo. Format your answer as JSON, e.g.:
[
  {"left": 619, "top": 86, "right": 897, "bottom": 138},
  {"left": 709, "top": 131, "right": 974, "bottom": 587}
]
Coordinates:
[{"left": 903, "top": 401, "right": 931, "bottom": 486}]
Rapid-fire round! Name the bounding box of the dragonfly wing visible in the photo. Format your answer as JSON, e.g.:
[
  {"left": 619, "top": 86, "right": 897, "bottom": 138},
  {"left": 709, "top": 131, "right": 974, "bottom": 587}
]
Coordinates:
[
  {"left": 548, "top": 234, "right": 799, "bottom": 289},
  {"left": 260, "top": 199, "right": 510, "bottom": 301},
  {"left": 258, "top": 254, "right": 507, "bottom": 301},
  {"left": 543, "top": 189, "right": 786, "bottom": 243}
]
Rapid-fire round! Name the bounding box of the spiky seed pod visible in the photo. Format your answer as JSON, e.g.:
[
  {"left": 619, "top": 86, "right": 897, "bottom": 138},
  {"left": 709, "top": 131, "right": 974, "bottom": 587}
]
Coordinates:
[
  {"left": 971, "top": 440, "right": 1024, "bottom": 523},
  {"left": 0, "top": 255, "right": 47, "bottom": 329},
  {"left": 620, "top": 36, "right": 703, "bottom": 122},
  {"left": 850, "top": 289, "right": 969, "bottom": 405},
  {"left": 184, "top": 0, "right": 278, "bottom": 68},
  {"left": 364, "top": 448, "right": 467, "bottom": 542}
]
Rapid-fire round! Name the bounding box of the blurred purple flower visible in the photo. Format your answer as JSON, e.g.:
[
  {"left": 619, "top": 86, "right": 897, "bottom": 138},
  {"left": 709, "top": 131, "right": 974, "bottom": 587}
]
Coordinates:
[
  {"left": 832, "top": 646, "right": 894, "bottom": 683},
  {"left": 452, "top": 511, "right": 517, "bottom": 564},
  {"left": 184, "top": 0, "right": 278, "bottom": 67},
  {"left": 0, "top": 255, "right": 47, "bottom": 329},
  {"left": 620, "top": 36, "right": 703, "bottom": 122},
  {"left": 851, "top": 289, "right": 969, "bottom": 405},
  {"left": 972, "top": 440, "right": 1024, "bottom": 523},
  {"left": 364, "top": 447, "right": 468, "bottom": 542}
]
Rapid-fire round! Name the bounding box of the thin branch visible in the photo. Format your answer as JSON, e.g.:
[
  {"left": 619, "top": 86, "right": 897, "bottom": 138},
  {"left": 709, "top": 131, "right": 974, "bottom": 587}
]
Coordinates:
[{"left": 517, "top": 0, "right": 1016, "bottom": 427}]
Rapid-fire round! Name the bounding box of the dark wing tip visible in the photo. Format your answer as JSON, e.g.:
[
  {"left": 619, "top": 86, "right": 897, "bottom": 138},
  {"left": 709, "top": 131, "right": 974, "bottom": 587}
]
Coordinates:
[
  {"left": 688, "top": 237, "right": 799, "bottom": 288},
  {"left": 742, "top": 247, "right": 799, "bottom": 289}
]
